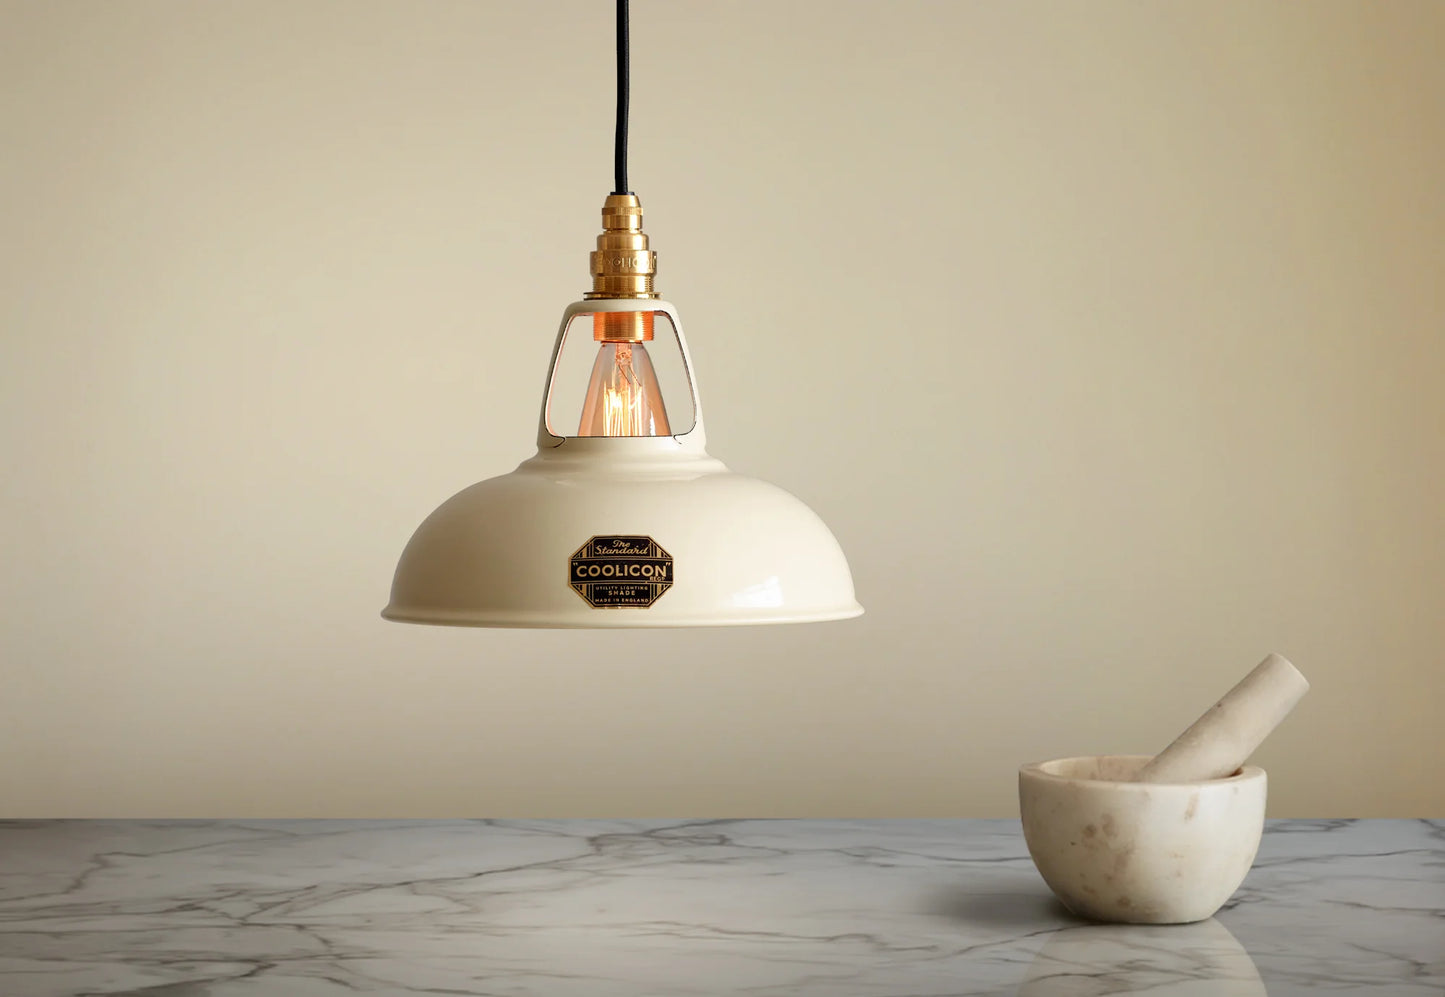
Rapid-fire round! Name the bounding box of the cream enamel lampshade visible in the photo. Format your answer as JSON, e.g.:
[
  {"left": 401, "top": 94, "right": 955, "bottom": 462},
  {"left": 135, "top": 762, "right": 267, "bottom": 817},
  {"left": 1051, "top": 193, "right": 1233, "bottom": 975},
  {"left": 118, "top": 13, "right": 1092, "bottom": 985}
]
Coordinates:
[{"left": 383, "top": 298, "right": 862, "bottom": 628}]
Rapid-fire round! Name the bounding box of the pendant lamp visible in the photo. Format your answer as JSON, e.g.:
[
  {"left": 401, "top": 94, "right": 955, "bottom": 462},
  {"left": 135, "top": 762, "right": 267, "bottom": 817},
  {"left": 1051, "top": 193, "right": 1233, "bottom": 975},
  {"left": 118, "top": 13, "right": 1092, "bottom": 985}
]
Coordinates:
[{"left": 383, "top": 0, "right": 861, "bottom": 628}]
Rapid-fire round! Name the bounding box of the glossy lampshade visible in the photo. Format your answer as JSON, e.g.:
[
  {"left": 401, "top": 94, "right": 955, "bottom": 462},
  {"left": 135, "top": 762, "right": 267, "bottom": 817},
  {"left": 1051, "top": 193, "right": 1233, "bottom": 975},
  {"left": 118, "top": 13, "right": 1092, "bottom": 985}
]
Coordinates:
[{"left": 383, "top": 300, "right": 862, "bottom": 628}]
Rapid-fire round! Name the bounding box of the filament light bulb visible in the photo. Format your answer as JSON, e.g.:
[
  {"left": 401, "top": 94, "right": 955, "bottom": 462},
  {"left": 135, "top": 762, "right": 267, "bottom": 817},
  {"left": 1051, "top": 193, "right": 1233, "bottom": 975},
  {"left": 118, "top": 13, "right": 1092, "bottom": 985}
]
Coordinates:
[{"left": 578, "top": 312, "right": 671, "bottom": 437}]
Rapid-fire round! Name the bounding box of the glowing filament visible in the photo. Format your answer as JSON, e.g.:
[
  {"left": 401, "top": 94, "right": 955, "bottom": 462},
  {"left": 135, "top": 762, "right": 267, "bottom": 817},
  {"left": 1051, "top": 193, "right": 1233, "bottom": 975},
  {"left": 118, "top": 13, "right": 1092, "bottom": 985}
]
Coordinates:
[{"left": 579, "top": 341, "right": 671, "bottom": 437}]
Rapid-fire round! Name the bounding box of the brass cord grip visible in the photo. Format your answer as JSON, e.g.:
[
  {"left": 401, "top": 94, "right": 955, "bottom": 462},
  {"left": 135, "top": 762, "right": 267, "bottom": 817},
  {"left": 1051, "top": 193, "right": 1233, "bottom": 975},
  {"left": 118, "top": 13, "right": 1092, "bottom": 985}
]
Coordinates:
[{"left": 585, "top": 193, "right": 658, "bottom": 342}]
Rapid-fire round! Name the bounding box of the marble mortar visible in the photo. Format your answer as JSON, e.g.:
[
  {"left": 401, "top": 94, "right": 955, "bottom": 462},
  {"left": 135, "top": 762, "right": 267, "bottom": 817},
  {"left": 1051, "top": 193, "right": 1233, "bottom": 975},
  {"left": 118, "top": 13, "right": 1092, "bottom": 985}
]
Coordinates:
[{"left": 1019, "top": 754, "right": 1266, "bottom": 924}]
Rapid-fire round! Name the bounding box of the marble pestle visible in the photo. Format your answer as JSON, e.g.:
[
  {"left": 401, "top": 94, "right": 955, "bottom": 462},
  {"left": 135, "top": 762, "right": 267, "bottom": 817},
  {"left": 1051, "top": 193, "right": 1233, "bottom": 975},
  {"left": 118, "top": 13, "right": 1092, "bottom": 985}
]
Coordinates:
[{"left": 1134, "top": 653, "right": 1309, "bottom": 784}]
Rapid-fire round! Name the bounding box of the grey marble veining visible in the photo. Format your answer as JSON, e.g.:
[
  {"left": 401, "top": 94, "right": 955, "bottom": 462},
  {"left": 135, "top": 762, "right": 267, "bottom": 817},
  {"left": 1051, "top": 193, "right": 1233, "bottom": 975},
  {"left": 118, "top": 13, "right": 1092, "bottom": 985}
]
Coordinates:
[{"left": 0, "top": 819, "right": 1439, "bottom": 996}]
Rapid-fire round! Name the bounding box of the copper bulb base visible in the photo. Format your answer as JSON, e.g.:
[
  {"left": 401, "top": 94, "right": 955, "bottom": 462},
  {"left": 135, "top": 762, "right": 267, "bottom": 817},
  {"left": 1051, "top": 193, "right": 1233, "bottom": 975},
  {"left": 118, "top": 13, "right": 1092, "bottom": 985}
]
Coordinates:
[{"left": 593, "top": 310, "right": 654, "bottom": 342}]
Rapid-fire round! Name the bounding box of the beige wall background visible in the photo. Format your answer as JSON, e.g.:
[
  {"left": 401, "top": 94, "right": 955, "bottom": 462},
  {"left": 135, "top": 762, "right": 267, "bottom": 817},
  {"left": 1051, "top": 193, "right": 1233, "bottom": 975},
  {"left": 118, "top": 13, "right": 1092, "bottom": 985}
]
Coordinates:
[{"left": 2, "top": 0, "right": 1441, "bottom": 817}]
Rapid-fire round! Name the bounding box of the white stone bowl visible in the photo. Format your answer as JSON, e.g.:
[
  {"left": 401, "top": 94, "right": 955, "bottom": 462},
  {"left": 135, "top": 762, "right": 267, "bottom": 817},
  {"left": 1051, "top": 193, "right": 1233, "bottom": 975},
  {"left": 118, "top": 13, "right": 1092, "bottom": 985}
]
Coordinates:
[{"left": 1019, "top": 754, "right": 1266, "bottom": 924}]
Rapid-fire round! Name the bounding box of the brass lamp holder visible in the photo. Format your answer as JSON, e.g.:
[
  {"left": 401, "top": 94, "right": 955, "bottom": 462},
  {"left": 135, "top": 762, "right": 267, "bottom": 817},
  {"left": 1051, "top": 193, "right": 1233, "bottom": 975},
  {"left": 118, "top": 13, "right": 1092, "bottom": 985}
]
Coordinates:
[{"left": 584, "top": 193, "right": 657, "bottom": 343}]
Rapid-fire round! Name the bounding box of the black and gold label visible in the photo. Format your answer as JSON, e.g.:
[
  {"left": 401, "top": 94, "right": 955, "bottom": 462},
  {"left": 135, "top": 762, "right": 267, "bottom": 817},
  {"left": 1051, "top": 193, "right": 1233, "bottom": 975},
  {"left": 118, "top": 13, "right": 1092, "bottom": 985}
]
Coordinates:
[{"left": 569, "top": 536, "right": 673, "bottom": 609}]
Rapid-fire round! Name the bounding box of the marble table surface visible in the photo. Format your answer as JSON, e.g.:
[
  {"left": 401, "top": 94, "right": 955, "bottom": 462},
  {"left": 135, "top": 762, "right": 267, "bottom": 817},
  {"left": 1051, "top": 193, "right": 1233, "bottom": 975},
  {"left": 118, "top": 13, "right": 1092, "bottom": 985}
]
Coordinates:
[{"left": 0, "top": 819, "right": 1439, "bottom": 996}]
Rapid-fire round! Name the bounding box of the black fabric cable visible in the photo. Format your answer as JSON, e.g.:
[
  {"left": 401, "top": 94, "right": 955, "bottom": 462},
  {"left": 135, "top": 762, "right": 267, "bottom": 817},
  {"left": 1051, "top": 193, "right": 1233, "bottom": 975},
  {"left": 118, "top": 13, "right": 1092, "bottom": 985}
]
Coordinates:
[{"left": 613, "top": 0, "right": 631, "bottom": 195}]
